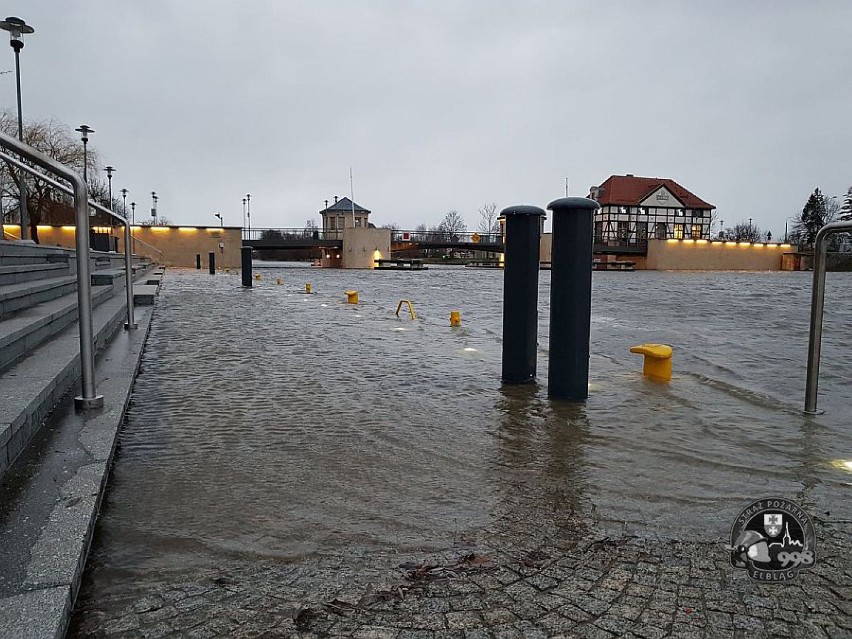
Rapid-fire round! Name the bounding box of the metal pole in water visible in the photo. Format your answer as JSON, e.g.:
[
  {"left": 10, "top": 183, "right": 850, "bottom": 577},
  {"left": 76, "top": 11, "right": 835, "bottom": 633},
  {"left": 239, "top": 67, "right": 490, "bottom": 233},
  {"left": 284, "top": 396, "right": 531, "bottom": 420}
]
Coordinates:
[
  {"left": 500, "top": 205, "right": 545, "bottom": 384},
  {"left": 546, "top": 197, "right": 599, "bottom": 400},
  {"left": 208, "top": 251, "right": 215, "bottom": 274},
  {"left": 241, "top": 245, "right": 253, "bottom": 287},
  {"left": 196, "top": 253, "right": 201, "bottom": 270},
  {"left": 804, "top": 220, "right": 852, "bottom": 413}
]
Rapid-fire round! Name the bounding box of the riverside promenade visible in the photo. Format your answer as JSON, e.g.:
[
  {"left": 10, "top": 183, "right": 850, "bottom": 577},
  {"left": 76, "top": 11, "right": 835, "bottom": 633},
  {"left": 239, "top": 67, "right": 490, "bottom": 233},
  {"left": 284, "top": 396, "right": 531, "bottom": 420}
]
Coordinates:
[
  {"left": 70, "top": 516, "right": 851, "bottom": 637},
  {"left": 66, "top": 268, "right": 852, "bottom": 638}
]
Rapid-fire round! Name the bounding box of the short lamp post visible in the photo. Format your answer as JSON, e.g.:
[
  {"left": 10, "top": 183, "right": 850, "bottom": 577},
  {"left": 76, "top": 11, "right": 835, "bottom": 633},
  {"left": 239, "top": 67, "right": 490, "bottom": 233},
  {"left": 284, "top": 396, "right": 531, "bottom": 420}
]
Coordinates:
[
  {"left": 1, "top": 16, "right": 34, "bottom": 240},
  {"left": 214, "top": 212, "right": 223, "bottom": 227}
]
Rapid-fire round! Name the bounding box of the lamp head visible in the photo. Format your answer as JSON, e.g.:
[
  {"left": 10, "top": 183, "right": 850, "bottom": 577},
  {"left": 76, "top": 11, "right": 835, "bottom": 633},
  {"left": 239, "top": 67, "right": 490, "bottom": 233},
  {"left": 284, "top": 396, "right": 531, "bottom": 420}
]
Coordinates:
[
  {"left": 0, "top": 17, "right": 33, "bottom": 51},
  {"left": 104, "top": 166, "right": 115, "bottom": 179},
  {"left": 75, "top": 124, "right": 94, "bottom": 143}
]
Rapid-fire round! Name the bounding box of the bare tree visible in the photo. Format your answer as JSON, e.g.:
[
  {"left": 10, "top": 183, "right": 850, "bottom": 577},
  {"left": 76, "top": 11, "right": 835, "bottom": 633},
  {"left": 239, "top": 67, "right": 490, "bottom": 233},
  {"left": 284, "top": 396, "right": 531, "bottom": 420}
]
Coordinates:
[
  {"left": 477, "top": 202, "right": 499, "bottom": 235},
  {"left": 725, "top": 220, "right": 764, "bottom": 242},
  {"left": 1, "top": 112, "right": 98, "bottom": 242},
  {"left": 439, "top": 210, "right": 467, "bottom": 239}
]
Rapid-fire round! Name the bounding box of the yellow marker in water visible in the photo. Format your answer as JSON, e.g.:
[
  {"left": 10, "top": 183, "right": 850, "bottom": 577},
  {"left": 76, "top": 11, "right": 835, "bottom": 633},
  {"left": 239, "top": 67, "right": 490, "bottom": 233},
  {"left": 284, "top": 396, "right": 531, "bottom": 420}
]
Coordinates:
[
  {"left": 255, "top": 273, "right": 262, "bottom": 281},
  {"left": 395, "top": 300, "right": 416, "bottom": 320},
  {"left": 450, "top": 310, "right": 461, "bottom": 327},
  {"left": 630, "top": 343, "right": 673, "bottom": 381},
  {"left": 275, "top": 277, "right": 282, "bottom": 285},
  {"left": 306, "top": 283, "right": 312, "bottom": 294},
  {"left": 346, "top": 290, "right": 358, "bottom": 304}
]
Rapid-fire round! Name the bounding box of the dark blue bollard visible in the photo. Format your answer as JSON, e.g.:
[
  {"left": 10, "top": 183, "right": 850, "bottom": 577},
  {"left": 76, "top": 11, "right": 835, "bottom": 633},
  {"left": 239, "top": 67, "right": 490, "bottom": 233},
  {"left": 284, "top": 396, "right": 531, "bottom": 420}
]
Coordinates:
[
  {"left": 546, "top": 197, "right": 599, "bottom": 400},
  {"left": 208, "top": 251, "right": 216, "bottom": 274},
  {"left": 196, "top": 253, "right": 201, "bottom": 270},
  {"left": 241, "top": 245, "right": 253, "bottom": 287},
  {"left": 501, "top": 205, "right": 545, "bottom": 384}
]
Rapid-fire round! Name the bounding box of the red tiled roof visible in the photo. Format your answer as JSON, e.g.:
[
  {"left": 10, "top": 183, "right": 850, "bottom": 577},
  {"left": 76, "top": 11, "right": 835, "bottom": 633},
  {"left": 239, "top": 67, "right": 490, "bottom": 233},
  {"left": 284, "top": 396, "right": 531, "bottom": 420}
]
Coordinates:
[{"left": 590, "top": 175, "right": 714, "bottom": 210}]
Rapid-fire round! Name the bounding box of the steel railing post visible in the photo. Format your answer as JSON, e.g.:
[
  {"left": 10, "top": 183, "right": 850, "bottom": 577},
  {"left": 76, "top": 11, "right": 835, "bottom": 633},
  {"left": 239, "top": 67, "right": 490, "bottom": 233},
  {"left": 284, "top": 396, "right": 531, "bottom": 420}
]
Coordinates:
[
  {"left": 123, "top": 220, "right": 137, "bottom": 330},
  {"left": 804, "top": 220, "right": 852, "bottom": 413}
]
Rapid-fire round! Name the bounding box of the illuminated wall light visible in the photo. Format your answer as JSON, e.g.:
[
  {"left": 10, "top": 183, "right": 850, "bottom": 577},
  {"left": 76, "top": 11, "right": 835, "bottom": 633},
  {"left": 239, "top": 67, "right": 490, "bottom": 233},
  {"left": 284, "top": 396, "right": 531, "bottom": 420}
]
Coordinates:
[
  {"left": 684, "top": 239, "right": 695, "bottom": 244},
  {"left": 61, "top": 226, "right": 76, "bottom": 231},
  {"left": 780, "top": 243, "right": 791, "bottom": 248},
  {"left": 753, "top": 243, "right": 764, "bottom": 248},
  {"left": 178, "top": 227, "right": 198, "bottom": 232},
  {"left": 667, "top": 239, "right": 679, "bottom": 244},
  {"left": 725, "top": 241, "right": 737, "bottom": 247},
  {"left": 36, "top": 224, "right": 53, "bottom": 230},
  {"left": 738, "top": 242, "right": 751, "bottom": 247},
  {"left": 150, "top": 226, "right": 171, "bottom": 232},
  {"left": 696, "top": 239, "right": 708, "bottom": 245},
  {"left": 131, "top": 226, "right": 142, "bottom": 231}
]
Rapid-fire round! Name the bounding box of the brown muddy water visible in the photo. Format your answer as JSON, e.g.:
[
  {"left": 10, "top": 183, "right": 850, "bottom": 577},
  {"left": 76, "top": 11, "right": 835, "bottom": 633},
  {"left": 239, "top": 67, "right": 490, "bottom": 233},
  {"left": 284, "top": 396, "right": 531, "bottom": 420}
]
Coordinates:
[{"left": 76, "top": 265, "right": 851, "bottom": 602}]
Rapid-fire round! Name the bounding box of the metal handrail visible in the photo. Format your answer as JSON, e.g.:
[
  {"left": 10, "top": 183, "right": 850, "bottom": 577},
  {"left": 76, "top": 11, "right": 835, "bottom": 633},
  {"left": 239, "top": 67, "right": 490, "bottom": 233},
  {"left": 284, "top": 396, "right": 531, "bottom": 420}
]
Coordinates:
[
  {"left": 804, "top": 220, "right": 852, "bottom": 413},
  {"left": 129, "top": 233, "right": 165, "bottom": 257},
  {"left": 3, "top": 228, "right": 17, "bottom": 240},
  {"left": 0, "top": 148, "right": 137, "bottom": 333},
  {"left": 0, "top": 131, "right": 103, "bottom": 408}
]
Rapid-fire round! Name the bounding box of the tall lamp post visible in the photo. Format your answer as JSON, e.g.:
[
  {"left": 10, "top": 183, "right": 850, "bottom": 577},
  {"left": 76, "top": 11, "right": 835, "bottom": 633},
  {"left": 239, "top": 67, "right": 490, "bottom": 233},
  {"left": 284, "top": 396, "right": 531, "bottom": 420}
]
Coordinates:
[
  {"left": 246, "top": 193, "right": 251, "bottom": 236},
  {"left": 151, "top": 191, "right": 158, "bottom": 224},
  {"left": 104, "top": 165, "right": 115, "bottom": 207},
  {"left": 75, "top": 124, "right": 95, "bottom": 218},
  {"left": 130, "top": 202, "right": 136, "bottom": 225},
  {"left": 1, "top": 16, "right": 34, "bottom": 240},
  {"left": 120, "top": 188, "right": 128, "bottom": 218}
]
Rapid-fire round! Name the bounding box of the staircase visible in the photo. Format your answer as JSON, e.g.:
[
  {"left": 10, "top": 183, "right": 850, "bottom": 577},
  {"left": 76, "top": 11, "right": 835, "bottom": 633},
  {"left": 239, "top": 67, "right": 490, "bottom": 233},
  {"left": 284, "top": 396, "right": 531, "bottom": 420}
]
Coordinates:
[{"left": 0, "top": 240, "right": 156, "bottom": 478}]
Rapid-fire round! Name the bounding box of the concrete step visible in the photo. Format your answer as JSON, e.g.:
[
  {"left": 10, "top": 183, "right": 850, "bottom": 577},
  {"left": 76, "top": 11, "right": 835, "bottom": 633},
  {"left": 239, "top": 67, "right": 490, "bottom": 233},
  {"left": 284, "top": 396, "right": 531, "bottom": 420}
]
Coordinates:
[
  {"left": 0, "top": 285, "right": 129, "bottom": 479},
  {"left": 0, "top": 276, "right": 78, "bottom": 320},
  {"left": 133, "top": 284, "right": 159, "bottom": 306},
  {"left": 0, "top": 241, "right": 72, "bottom": 267},
  {"left": 91, "top": 268, "right": 126, "bottom": 286},
  {"left": 0, "top": 262, "right": 71, "bottom": 286},
  {"left": 0, "top": 285, "right": 116, "bottom": 374}
]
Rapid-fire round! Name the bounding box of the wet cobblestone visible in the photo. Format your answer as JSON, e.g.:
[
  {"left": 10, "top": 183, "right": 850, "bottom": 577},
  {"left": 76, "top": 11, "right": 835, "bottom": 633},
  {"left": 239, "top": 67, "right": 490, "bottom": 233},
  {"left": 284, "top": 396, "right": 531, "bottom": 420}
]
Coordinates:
[{"left": 69, "top": 519, "right": 852, "bottom": 638}]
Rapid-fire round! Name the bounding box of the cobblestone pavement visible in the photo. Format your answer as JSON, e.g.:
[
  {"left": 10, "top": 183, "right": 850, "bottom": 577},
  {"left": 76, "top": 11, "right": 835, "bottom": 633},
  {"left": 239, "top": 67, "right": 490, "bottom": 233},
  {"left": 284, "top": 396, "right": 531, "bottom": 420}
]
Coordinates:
[{"left": 70, "top": 518, "right": 851, "bottom": 638}]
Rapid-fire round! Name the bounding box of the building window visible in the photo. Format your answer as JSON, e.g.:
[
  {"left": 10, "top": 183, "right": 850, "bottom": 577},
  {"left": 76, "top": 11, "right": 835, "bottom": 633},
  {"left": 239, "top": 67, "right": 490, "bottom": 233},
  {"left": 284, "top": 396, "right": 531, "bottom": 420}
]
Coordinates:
[
  {"left": 655, "top": 222, "right": 667, "bottom": 239},
  {"left": 617, "top": 220, "right": 629, "bottom": 241},
  {"left": 355, "top": 218, "right": 361, "bottom": 227},
  {"left": 594, "top": 221, "right": 603, "bottom": 243},
  {"left": 691, "top": 224, "right": 702, "bottom": 239},
  {"left": 329, "top": 217, "right": 336, "bottom": 230},
  {"left": 674, "top": 223, "right": 684, "bottom": 239},
  {"left": 636, "top": 222, "right": 648, "bottom": 240}
]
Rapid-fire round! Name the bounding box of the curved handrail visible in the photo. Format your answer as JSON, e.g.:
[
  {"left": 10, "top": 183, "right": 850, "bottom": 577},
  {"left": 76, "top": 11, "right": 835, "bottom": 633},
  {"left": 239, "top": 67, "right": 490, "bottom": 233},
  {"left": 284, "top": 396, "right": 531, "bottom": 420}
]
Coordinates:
[
  {"left": 804, "top": 220, "right": 852, "bottom": 413},
  {"left": 0, "top": 131, "right": 102, "bottom": 407},
  {"left": 129, "top": 234, "right": 165, "bottom": 257}
]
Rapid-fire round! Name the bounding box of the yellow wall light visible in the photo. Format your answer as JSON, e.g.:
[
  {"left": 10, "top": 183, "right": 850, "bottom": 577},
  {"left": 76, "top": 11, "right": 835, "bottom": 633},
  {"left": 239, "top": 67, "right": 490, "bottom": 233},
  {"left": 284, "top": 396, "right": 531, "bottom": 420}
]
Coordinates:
[
  {"left": 696, "top": 239, "right": 708, "bottom": 245},
  {"left": 667, "top": 239, "right": 679, "bottom": 244},
  {"left": 725, "top": 241, "right": 737, "bottom": 247},
  {"left": 150, "top": 226, "right": 171, "bottom": 232},
  {"left": 178, "top": 227, "right": 198, "bottom": 232},
  {"left": 61, "top": 225, "right": 76, "bottom": 231}
]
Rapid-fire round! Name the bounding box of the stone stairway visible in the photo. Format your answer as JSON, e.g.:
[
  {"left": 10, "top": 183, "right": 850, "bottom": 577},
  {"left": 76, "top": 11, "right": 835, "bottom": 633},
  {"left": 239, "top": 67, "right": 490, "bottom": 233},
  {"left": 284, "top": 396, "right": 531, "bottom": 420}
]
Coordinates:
[{"left": 0, "top": 241, "right": 156, "bottom": 478}]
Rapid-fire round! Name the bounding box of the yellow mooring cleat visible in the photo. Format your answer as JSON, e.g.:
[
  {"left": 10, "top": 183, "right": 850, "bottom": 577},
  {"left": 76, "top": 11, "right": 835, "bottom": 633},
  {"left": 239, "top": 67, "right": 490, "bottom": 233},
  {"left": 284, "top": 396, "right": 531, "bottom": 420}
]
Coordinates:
[{"left": 629, "top": 343, "right": 673, "bottom": 382}]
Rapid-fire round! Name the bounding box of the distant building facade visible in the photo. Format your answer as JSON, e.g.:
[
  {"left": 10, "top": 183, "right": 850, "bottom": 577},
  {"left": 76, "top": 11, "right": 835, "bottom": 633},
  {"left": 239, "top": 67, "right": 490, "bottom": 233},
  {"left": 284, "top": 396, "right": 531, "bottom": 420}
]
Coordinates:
[
  {"left": 320, "top": 196, "right": 371, "bottom": 239},
  {"left": 588, "top": 175, "right": 715, "bottom": 251}
]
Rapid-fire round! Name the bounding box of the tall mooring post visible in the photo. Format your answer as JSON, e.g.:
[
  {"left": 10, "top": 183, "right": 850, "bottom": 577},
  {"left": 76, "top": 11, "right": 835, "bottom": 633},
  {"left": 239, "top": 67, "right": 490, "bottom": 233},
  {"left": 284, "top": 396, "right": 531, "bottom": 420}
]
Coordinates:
[
  {"left": 196, "top": 253, "right": 201, "bottom": 269},
  {"left": 208, "top": 251, "right": 216, "bottom": 274},
  {"left": 501, "top": 205, "right": 545, "bottom": 384},
  {"left": 241, "top": 245, "right": 253, "bottom": 287},
  {"left": 546, "top": 197, "right": 599, "bottom": 400}
]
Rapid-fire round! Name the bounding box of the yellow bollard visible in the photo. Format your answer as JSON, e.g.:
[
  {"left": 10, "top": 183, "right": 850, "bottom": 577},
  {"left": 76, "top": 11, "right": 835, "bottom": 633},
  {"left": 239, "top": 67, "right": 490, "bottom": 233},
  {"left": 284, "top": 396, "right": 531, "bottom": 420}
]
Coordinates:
[
  {"left": 255, "top": 273, "right": 262, "bottom": 281},
  {"left": 450, "top": 310, "right": 461, "bottom": 327},
  {"left": 224, "top": 268, "right": 230, "bottom": 274},
  {"left": 276, "top": 277, "right": 282, "bottom": 285},
  {"left": 306, "top": 283, "right": 312, "bottom": 294},
  {"left": 395, "top": 300, "right": 416, "bottom": 320},
  {"left": 346, "top": 290, "right": 358, "bottom": 304},
  {"left": 629, "top": 343, "right": 673, "bottom": 382}
]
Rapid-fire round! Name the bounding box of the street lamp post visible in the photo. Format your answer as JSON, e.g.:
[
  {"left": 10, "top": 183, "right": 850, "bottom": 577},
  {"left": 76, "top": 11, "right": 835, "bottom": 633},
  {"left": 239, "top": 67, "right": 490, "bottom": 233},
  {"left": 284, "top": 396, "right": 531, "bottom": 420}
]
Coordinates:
[
  {"left": 1, "top": 17, "right": 34, "bottom": 240},
  {"left": 104, "top": 165, "right": 115, "bottom": 207},
  {"left": 151, "top": 191, "right": 158, "bottom": 224},
  {"left": 75, "top": 125, "right": 94, "bottom": 218},
  {"left": 215, "top": 212, "right": 223, "bottom": 227},
  {"left": 242, "top": 197, "right": 246, "bottom": 234},
  {"left": 120, "top": 188, "right": 128, "bottom": 217},
  {"left": 246, "top": 193, "right": 251, "bottom": 236},
  {"left": 130, "top": 202, "right": 136, "bottom": 225}
]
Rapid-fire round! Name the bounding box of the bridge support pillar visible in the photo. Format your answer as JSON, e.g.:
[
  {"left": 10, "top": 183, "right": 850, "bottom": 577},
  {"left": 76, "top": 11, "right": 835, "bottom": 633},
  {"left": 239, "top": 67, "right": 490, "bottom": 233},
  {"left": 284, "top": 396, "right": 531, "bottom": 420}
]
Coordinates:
[
  {"left": 546, "top": 197, "right": 599, "bottom": 400},
  {"left": 241, "top": 245, "right": 253, "bottom": 287},
  {"left": 501, "top": 205, "right": 545, "bottom": 384}
]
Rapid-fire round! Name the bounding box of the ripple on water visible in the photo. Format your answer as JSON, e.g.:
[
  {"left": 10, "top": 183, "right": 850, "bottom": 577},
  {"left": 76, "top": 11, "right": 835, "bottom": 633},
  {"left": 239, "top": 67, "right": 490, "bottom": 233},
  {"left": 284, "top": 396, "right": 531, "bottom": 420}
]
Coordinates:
[{"left": 92, "top": 267, "right": 850, "bottom": 583}]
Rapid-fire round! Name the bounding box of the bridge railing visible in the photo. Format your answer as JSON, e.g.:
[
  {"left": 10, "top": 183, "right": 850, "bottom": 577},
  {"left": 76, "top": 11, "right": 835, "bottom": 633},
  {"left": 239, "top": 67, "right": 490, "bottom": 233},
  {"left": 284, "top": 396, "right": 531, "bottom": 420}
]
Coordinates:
[
  {"left": 243, "top": 227, "right": 342, "bottom": 242},
  {"left": 392, "top": 230, "right": 503, "bottom": 245}
]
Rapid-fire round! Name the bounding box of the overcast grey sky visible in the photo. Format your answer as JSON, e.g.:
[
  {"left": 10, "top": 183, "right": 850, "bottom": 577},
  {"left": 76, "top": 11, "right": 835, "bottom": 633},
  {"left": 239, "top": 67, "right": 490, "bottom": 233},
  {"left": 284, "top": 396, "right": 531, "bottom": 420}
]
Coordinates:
[{"left": 3, "top": 1, "right": 850, "bottom": 235}]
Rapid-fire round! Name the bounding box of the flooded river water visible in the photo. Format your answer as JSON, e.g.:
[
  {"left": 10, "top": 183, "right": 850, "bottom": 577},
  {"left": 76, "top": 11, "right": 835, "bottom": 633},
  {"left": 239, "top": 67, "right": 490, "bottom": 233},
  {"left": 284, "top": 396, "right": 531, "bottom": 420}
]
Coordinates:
[{"left": 76, "top": 265, "right": 851, "bottom": 611}]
